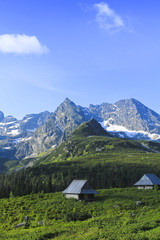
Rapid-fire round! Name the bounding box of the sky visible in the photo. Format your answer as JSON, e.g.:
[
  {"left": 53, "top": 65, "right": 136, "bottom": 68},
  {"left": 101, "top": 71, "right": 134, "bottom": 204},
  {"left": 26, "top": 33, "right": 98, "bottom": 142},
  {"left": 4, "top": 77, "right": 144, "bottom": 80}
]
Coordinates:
[{"left": 0, "top": 0, "right": 160, "bottom": 119}]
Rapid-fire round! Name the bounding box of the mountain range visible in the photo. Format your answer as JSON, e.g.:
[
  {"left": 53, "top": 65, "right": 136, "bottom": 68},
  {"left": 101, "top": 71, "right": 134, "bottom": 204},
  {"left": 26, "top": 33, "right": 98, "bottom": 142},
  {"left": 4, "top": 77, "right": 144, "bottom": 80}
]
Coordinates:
[{"left": 0, "top": 97, "right": 160, "bottom": 160}]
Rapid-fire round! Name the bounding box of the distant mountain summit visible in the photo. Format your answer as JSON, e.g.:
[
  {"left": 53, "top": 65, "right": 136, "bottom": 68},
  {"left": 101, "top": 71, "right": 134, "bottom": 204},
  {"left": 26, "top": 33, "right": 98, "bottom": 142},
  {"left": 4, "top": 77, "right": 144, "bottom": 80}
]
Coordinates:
[
  {"left": 15, "top": 98, "right": 92, "bottom": 159},
  {"left": 54, "top": 97, "right": 91, "bottom": 135},
  {"left": 90, "top": 98, "right": 160, "bottom": 140},
  {"left": 1, "top": 97, "right": 160, "bottom": 159}
]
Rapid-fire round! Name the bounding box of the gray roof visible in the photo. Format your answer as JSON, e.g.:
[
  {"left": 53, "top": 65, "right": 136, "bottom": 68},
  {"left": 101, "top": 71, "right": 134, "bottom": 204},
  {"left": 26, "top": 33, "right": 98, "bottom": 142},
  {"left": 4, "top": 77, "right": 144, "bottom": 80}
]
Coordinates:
[
  {"left": 63, "top": 180, "right": 98, "bottom": 194},
  {"left": 134, "top": 174, "right": 160, "bottom": 186}
]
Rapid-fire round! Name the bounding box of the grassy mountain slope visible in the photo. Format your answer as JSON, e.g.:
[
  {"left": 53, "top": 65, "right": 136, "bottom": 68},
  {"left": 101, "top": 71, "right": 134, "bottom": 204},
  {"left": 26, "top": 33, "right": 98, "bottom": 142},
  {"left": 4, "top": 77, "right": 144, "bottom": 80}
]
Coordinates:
[
  {"left": 36, "top": 118, "right": 160, "bottom": 165},
  {"left": 71, "top": 118, "right": 111, "bottom": 137},
  {"left": 1, "top": 119, "right": 160, "bottom": 199}
]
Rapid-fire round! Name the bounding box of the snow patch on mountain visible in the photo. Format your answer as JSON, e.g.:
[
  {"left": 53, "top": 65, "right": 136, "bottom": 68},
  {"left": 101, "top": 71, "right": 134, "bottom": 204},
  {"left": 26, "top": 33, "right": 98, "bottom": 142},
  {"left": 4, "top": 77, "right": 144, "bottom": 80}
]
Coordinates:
[
  {"left": 9, "top": 123, "right": 19, "bottom": 129},
  {"left": 13, "top": 138, "right": 21, "bottom": 144},
  {"left": 83, "top": 108, "right": 91, "bottom": 116},
  {"left": 4, "top": 146, "right": 11, "bottom": 150},
  {"left": 100, "top": 121, "right": 160, "bottom": 141},
  {"left": 26, "top": 128, "right": 37, "bottom": 132},
  {"left": 0, "top": 121, "right": 17, "bottom": 126},
  {"left": 54, "top": 122, "right": 64, "bottom": 132},
  {"left": 19, "top": 136, "right": 32, "bottom": 142},
  {"left": 22, "top": 117, "right": 33, "bottom": 123},
  {"left": 7, "top": 129, "right": 20, "bottom": 136}
]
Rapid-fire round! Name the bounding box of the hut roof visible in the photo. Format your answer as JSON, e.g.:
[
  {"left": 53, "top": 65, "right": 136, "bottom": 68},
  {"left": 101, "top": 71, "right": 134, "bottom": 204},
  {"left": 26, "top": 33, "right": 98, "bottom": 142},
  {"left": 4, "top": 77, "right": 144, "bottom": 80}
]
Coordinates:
[
  {"left": 134, "top": 174, "right": 160, "bottom": 186},
  {"left": 63, "top": 180, "right": 98, "bottom": 194}
]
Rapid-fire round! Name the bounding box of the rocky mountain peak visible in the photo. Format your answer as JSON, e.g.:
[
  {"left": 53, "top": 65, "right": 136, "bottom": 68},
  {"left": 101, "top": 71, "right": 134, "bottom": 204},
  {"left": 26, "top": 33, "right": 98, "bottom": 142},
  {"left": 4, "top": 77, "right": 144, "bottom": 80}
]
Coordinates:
[
  {"left": 115, "top": 98, "right": 139, "bottom": 108},
  {"left": 2, "top": 97, "right": 160, "bottom": 160},
  {"left": 63, "top": 97, "right": 75, "bottom": 105},
  {"left": 2, "top": 115, "right": 17, "bottom": 123}
]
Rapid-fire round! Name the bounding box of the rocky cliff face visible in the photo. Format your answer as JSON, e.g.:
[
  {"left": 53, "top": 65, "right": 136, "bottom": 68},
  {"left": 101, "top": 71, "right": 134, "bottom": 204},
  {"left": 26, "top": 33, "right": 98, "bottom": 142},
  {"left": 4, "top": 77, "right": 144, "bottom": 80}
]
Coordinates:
[
  {"left": 88, "top": 98, "right": 160, "bottom": 140},
  {"left": 0, "top": 111, "right": 52, "bottom": 159},
  {"left": 15, "top": 98, "right": 93, "bottom": 159}
]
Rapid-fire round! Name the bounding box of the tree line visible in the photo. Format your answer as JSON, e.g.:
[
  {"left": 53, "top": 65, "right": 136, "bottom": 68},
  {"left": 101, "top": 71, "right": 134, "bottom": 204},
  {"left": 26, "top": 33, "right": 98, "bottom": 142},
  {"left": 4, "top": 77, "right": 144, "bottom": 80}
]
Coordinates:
[{"left": 0, "top": 160, "right": 159, "bottom": 198}]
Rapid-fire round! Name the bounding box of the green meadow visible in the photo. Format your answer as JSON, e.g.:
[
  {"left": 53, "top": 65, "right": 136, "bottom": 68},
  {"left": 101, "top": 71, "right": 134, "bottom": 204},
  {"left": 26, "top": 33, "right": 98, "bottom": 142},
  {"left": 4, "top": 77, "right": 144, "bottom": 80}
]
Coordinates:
[{"left": 1, "top": 188, "right": 160, "bottom": 239}]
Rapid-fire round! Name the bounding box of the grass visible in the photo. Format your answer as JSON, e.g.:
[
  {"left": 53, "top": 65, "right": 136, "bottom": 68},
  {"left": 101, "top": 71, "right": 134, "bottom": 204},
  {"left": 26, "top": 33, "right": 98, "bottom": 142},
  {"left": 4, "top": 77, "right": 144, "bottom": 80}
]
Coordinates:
[
  {"left": 34, "top": 135, "right": 160, "bottom": 166},
  {"left": 1, "top": 188, "right": 160, "bottom": 239}
]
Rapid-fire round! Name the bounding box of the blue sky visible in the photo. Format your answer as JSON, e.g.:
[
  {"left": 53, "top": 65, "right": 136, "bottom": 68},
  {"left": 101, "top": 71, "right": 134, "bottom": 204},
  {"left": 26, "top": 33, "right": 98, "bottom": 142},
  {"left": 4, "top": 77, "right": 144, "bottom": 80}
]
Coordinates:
[{"left": 0, "top": 0, "right": 160, "bottom": 119}]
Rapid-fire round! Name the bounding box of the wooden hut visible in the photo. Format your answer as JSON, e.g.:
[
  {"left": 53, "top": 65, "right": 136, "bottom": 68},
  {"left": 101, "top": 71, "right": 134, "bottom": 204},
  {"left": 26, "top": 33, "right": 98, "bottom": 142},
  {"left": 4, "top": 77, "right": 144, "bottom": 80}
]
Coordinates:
[
  {"left": 63, "top": 180, "right": 98, "bottom": 200},
  {"left": 134, "top": 174, "right": 160, "bottom": 189}
]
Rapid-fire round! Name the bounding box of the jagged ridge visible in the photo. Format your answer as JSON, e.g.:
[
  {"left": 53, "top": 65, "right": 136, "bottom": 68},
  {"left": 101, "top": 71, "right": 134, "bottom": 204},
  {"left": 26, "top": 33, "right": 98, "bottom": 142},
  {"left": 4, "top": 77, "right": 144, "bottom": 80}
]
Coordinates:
[{"left": 1, "top": 97, "right": 160, "bottom": 160}]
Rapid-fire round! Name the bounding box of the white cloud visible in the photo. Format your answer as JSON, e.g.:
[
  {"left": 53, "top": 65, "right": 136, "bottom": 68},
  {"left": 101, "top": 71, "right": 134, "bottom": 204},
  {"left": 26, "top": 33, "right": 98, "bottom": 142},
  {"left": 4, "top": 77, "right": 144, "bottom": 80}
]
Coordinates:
[
  {"left": 94, "top": 2, "right": 125, "bottom": 33},
  {"left": 0, "top": 34, "right": 49, "bottom": 54}
]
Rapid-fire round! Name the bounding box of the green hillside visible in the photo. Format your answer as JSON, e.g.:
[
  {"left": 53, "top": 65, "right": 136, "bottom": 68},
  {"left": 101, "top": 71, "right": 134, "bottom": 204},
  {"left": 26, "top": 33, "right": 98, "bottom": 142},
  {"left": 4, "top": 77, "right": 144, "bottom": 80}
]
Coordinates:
[
  {"left": 1, "top": 188, "right": 160, "bottom": 239},
  {"left": 36, "top": 118, "right": 160, "bottom": 165},
  {"left": 1, "top": 119, "right": 160, "bottom": 198}
]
